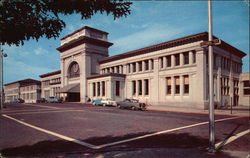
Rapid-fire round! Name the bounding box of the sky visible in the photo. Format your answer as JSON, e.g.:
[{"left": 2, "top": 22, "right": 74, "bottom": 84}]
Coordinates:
[{"left": 2, "top": 0, "right": 249, "bottom": 84}]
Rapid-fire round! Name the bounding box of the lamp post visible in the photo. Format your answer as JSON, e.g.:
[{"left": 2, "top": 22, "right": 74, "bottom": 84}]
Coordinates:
[
  {"left": 208, "top": 0, "right": 216, "bottom": 152},
  {"left": 0, "top": 45, "right": 7, "bottom": 110}
]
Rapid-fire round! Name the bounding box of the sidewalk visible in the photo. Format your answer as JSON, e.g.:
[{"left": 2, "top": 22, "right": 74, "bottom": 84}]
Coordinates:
[{"left": 147, "top": 105, "right": 250, "bottom": 117}]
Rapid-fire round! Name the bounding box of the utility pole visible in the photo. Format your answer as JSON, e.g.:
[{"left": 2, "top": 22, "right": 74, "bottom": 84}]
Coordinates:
[
  {"left": 0, "top": 45, "right": 7, "bottom": 110},
  {"left": 208, "top": 0, "right": 216, "bottom": 153}
]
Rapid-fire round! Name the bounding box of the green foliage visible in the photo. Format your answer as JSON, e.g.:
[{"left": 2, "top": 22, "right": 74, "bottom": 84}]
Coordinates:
[{"left": 0, "top": 0, "right": 132, "bottom": 46}]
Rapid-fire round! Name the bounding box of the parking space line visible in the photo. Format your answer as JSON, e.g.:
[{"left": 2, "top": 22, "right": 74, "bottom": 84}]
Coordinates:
[
  {"left": 93, "top": 116, "right": 243, "bottom": 149},
  {"left": 2, "top": 114, "right": 96, "bottom": 149},
  {"left": 6, "top": 109, "right": 85, "bottom": 115},
  {"left": 215, "top": 129, "right": 250, "bottom": 150},
  {"left": 23, "top": 104, "right": 61, "bottom": 109}
]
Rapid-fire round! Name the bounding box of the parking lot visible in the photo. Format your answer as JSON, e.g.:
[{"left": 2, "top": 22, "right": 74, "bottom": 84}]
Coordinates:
[{"left": 0, "top": 103, "right": 249, "bottom": 157}]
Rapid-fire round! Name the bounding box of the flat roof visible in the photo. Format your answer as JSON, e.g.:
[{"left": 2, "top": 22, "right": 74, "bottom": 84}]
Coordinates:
[
  {"left": 39, "top": 70, "right": 61, "bottom": 78},
  {"left": 61, "top": 26, "right": 109, "bottom": 40},
  {"left": 99, "top": 32, "right": 246, "bottom": 64},
  {"left": 4, "top": 78, "right": 41, "bottom": 86}
]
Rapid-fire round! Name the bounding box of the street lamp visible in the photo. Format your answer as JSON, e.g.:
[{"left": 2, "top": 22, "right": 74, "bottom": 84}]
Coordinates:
[{"left": 0, "top": 45, "right": 7, "bottom": 110}]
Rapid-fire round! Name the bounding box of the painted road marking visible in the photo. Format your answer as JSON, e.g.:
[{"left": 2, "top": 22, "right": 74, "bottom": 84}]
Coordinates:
[
  {"left": 93, "top": 116, "right": 243, "bottom": 149},
  {"left": 215, "top": 129, "right": 250, "bottom": 150},
  {"left": 2, "top": 114, "right": 96, "bottom": 149},
  {"left": 6, "top": 109, "right": 85, "bottom": 115},
  {"left": 23, "top": 104, "right": 61, "bottom": 109},
  {"left": 2, "top": 113, "right": 244, "bottom": 150}
]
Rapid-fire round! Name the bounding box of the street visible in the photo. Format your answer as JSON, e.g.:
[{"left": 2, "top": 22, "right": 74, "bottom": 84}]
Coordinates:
[{"left": 0, "top": 103, "right": 249, "bottom": 158}]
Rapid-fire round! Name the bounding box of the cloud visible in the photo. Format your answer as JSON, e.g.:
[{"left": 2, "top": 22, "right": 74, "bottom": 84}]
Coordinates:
[
  {"left": 110, "top": 24, "right": 190, "bottom": 55},
  {"left": 34, "top": 47, "right": 49, "bottom": 55},
  {"left": 4, "top": 58, "right": 54, "bottom": 84}
]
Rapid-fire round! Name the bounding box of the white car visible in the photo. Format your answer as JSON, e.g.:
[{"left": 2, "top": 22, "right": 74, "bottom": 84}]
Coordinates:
[{"left": 101, "top": 98, "right": 117, "bottom": 107}]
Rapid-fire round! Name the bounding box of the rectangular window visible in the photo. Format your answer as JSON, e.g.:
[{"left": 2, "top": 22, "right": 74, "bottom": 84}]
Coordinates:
[
  {"left": 127, "top": 64, "right": 130, "bottom": 73},
  {"left": 160, "top": 57, "right": 163, "bottom": 68},
  {"left": 175, "top": 54, "right": 180, "bottom": 66},
  {"left": 145, "top": 60, "right": 149, "bottom": 70},
  {"left": 102, "top": 81, "right": 105, "bottom": 96},
  {"left": 166, "top": 56, "right": 171, "bottom": 67},
  {"left": 132, "top": 62, "right": 136, "bottom": 72},
  {"left": 184, "top": 75, "right": 189, "bottom": 94},
  {"left": 144, "top": 79, "right": 149, "bottom": 95},
  {"left": 151, "top": 59, "right": 154, "bottom": 70},
  {"left": 175, "top": 76, "right": 180, "bottom": 94},
  {"left": 192, "top": 51, "right": 196, "bottom": 63},
  {"left": 138, "top": 61, "right": 142, "bottom": 71},
  {"left": 115, "top": 81, "right": 120, "bottom": 96},
  {"left": 243, "top": 89, "right": 250, "bottom": 95},
  {"left": 166, "top": 77, "right": 171, "bottom": 95},
  {"left": 138, "top": 80, "right": 142, "bottom": 95},
  {"left": 132, "top": 80, "right": 136, "bottom": 95},
  {"left": 93, "top": 83, "right": 96, "bottom": 96},
  {"left": 97, "top": 82, "right": 100, "bottom": 96},
  {"left": 243, "top": 81, "right": 250, "bottom": 87},
  {"left": 184, "top": 52, "right": 189, "bottom": 65}
]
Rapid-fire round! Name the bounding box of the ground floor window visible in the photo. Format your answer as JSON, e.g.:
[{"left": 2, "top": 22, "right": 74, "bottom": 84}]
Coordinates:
[
  {"left": 116, "top": 81, "right": 120, "bottom": 96},
  {"left": 138, "top": 80, "right": 142, "bottom": 95},
  {"left": 175, "top": 76, "right": 180, "bottom": 94},
  {"left": 166, "top": 77, "right": 171, "bottom": 95},
  {"left": 102, "top": 81, "right": 105, "bottom": 96},
  {"left": 184, "top": 75, "right": 189, "bottom": 94},
  {"left": 132, "top": 80, "right": 136, "bottom": 95},
  {"left": 93, "top": 83, "right": 96, "bottom": 96},
  {"left": 144, "top": 79, "right": 149, "bottom": 95}
]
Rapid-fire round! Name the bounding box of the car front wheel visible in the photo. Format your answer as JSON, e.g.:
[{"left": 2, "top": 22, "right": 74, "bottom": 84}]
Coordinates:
[{"left": 131, "top": 106, "right": 136, "bottom": 110}]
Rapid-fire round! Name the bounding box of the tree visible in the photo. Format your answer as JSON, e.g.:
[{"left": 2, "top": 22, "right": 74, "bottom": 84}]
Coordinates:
[{"left": 0, "top": 0, "right": 132, "bottom": 46}]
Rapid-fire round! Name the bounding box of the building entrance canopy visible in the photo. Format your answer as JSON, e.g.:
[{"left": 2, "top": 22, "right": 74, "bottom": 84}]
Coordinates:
[{"left": 58, "top": 83, "right": 80, "bottom": 93}]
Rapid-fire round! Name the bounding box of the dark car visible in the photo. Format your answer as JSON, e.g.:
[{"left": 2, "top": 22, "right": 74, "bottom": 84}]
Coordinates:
[
  {"left": 37, "top": 98, "right": 46, "bottom": 103},
  {"left": 12, "top": 98, "right": 24, "bottom": 103},
  {"left": 117, "top": 99, "right": 146, "bottom": 110}
]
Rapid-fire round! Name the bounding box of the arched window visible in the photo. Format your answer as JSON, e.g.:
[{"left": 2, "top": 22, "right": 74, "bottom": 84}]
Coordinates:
[{"left": 68, "top": 62, "right": 80, "bottom": 78}]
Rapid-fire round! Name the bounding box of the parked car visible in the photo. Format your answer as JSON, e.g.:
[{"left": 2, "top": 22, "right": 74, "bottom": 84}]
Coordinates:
[
  {"left": 45, "top": 96, "right": 61, "bottom": 103},
  {"left": 116, "top": 99, "right": 146, "bottom": 110},
  {"left": 92, "top": 99, "right": 104, "bottom": 106},
  {"left": 37, "top": 98, "right": 46, "bottom": 103},
  {"left": 12, "top": 98, "right": 24, "bottom": 103},
  {"left": 101, "top": 98, "right": 117, "bottom": 107}
]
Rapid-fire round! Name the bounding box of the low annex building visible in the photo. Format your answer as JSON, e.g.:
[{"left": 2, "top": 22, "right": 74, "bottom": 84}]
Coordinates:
[
  {"left": 37, "top": 26, "right": 247, "bottom": 109},
  {"left": 4, "top": 79, "right": 41, "bottom": 103}
]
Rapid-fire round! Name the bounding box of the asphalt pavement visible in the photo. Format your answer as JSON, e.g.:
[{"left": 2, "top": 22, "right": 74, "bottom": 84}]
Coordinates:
[{"left": 0, "top": 103, "right": 249, "bottom": 158}]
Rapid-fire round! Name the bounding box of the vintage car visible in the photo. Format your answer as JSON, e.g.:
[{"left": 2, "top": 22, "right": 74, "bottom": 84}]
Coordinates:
[
  {"left": 45, "top": 96, "right": 62, "bottom": 103},
  {"left": 116, "top": 99, "right": 146, "bottom": 110},
  {"left": 92, "top": 99, "right": 104, "bottom": 106},
  {"left": 12, "top": 98, "right": 25, "bottom": 103},
  {"left": 101, "top": 98, "right": 117, "bottom": 107}
]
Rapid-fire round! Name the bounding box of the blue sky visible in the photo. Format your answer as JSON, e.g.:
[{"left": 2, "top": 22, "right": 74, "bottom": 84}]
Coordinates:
[{"left": 3, "top": 1, "right": 249, "bottom": 84}]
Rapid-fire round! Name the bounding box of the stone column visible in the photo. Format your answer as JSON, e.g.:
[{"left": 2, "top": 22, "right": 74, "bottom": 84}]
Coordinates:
[
  {"left": 189, "top": 51, "right": 193, "bottom": 64},
  {"left": 171, "top": 55, "right": 175, "bottom": 67},
  {"left": 149, "top": 59, "right": 152, "bottom": 70},
  {"left": 142, "top": 61, "right": 145, "bottom": 72},
  {"left": 171, "top": 76, "right": 175, "bottom": 98},
  {"left": 180, "top": 75, "right": 184, "bottom": 99},
  {"left": 180, "top": 53, "right": 184, "bottom": 66},
  {"left": 142, "top": 79, "right": 145, "bottom": 97},
  {"left": 120, "top": 65, "right": 123, "bottom": 74},
  {"left": 130, "top": 63, "right": 133, "bottom": 73},
  {"left": 163, "top": 56, "right": 166, "bottom": 68},
  {"left": 136, "top": 62, "right": 139, "bottom": 73}
]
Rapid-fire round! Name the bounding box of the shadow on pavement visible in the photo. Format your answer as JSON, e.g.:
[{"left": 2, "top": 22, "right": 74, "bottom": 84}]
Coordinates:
[{"left": 1, "top": 132, "right": 242, "bottom": 157}]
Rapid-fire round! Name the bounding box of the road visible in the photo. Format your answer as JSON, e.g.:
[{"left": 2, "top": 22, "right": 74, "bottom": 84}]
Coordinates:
[{"left": 0, "top": 103, "right": 249, "bottom": 158}]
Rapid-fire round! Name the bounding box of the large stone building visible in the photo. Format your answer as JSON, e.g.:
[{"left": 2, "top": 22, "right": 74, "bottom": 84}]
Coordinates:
[
  {"left": 239, "top": 72, "right": 250, "bottom": 106},
  {"left": 38, "top": 26, "right": 246, "bottom": 109},
  {"left": 4, "top": 79, "right": 41, "bottom": 103}
]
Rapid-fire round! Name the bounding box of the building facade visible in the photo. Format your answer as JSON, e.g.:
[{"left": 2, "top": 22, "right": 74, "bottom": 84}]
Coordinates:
[
  {"left": 13, "top": 26, "right": 245, "bottom": 109},
  {"left": 40, "top": 70, "right": 61, "bottom": 99},
  {"left": 239, "top": 72, "right": 250, "bottom": 106},
  {"left": 4, "top": 79, "right": 41, "bottom": 103}
]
